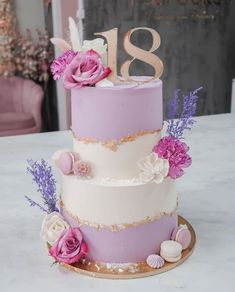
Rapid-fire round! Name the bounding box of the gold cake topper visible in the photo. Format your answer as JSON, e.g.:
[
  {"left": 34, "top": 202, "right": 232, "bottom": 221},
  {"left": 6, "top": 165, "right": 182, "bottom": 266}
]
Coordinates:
[{"left": 96, "top": 27, "right": 163, "bottom": 83}]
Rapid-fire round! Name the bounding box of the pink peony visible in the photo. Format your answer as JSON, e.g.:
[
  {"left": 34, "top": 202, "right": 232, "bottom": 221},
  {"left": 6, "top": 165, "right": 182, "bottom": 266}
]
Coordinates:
[
  {"left": 153, "top": 136, "right": 192, "bottom": 179},
  {"left": 63, "top": 49, "right": 111, "bottom": 89},
  {"left": 73, "top": 160, "right": 91, "bottom": 177},
  {"left": 49, "top": 227, "right": 88, "bottom": 264},
  {"left": 50, "top": 50, "right": 77, "bottom": 80}
]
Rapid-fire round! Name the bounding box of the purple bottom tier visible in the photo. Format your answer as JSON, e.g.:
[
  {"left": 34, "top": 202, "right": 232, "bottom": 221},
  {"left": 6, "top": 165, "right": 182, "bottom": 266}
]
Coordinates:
[{"left": 61, "top": 208, "right": 178, "bottom": 263}]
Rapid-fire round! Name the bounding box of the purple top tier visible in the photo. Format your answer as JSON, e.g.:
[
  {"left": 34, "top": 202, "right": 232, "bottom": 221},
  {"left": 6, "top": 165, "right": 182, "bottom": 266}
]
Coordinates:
[{"left": 71, "top": 78, "right": 162, "bottom": 141}]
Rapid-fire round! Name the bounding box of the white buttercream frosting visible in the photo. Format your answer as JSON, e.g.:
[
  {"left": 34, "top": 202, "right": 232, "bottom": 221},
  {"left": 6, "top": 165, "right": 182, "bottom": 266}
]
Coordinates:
[
  {"left": 61, "top": 175, "right": 177, "bottom": 225},
  {"left": 73, "top": 132, "right": 161, "bottom": 180},
  {"left": 99, "top": 177, "right": 142, "bottom": 186}
]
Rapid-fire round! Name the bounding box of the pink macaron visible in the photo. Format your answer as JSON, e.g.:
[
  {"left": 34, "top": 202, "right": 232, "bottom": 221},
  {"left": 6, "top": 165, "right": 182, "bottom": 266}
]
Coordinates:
[
  {"left": 171, "top": 224, "right": 191, "bottom": 250},
  {"left": 58, "top": 152, "right": 80, "bottom": 175}
]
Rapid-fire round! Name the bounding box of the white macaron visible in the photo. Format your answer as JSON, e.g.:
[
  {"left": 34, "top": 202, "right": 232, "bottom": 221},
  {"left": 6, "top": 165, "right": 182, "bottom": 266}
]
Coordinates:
[{"left": 160, "top": 240, "right": 182, "bottom": 263}]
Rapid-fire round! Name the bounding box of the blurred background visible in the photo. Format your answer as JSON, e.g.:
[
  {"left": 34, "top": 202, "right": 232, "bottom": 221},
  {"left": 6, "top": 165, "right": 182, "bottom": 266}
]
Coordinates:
[{"left": 0, "top": 0, "right": 235, "bottom": 136}]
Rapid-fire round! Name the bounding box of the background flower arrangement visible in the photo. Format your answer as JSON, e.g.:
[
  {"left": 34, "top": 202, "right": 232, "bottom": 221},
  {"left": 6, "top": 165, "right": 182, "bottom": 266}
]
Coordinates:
[
  {"left": 13, "top": 29, "right": 54, "bottom": 89},
  {"left": 0, "top": 0, "right": 17, "bottom": 76},
  {"left": 0, "top": 0, "right": 53, "bottom": 88}
]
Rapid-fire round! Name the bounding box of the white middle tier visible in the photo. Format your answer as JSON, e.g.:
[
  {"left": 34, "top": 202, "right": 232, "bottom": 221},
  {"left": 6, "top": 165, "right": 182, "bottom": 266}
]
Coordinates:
[
  {"left": 61, "top": 176, "right": 177, "bottom": 227},
  {"left": 72, "top": 131, "right": 160, "bottom": 180}
]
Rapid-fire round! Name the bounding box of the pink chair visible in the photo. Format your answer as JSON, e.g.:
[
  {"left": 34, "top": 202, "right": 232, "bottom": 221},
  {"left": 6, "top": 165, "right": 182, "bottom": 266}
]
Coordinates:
[{"left": 0, "top": 76, "right": 44, "bottom": 137}]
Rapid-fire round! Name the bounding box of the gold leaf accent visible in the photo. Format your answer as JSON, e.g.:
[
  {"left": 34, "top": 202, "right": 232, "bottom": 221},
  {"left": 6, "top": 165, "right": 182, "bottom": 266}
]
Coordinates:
[
  {"left": 72, "top": 129, "right": 161, "bottom": 152},
  {"left": 60, "top": 200, "right": 177, "bottom": 232}
]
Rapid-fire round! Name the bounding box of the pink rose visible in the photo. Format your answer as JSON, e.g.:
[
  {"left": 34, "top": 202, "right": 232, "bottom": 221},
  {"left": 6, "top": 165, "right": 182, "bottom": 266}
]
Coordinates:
[
  {"left": 153, "top": 136, "right": 192, "bottom": 179},
  {"left": 49, "top": 227, "right": 88, "bottom": 264},
  {"left": 73, "top": 160, "right": 91, "bottom": 177},
  {"left": 63, "top": 49, "right": 111, "bottom": 89}
]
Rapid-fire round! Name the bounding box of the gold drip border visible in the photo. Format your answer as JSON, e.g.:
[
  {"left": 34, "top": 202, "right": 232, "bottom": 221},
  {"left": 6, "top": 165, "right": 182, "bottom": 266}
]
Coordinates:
[
  {"left": 48, "top": 216, "right": 196, "bottom": 279},
  {"left": 60, "top": 200, "right": 178, "bottom": 232},
  {"left": 71, "top": 129, "right": 161, "bottom": 151}
]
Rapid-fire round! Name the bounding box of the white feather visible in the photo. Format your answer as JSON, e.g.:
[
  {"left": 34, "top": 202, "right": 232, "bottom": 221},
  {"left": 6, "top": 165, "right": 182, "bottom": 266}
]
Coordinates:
[
  {"left": 50, "top": 38, "right": 71, "bottom": 52},
  {"left": 68, "top": 16, "right": 82, "bottom": 51}
]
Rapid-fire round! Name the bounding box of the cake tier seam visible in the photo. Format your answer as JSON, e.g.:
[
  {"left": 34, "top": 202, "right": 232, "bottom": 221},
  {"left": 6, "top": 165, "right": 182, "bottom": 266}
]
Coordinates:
[
  {"left": 60, "top": 199, "right": 178, "bottom": 232},
  {"left": 71, "top": 128, "right": 161, "bottom": 151}
]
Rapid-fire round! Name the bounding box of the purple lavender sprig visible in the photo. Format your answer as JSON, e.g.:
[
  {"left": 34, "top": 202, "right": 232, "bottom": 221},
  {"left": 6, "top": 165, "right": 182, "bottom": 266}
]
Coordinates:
[
  {"left": 25, "top": 159, "right": 59, "bottom": 214},
  {"left": 25, "top": 196, "right": 48, "bottom": 213},
  {"left": 168, "top": 89, "right": 180, "bottom": 120},
  {"left": 166, "top": 87, "right": 203, "bottom": 139}
]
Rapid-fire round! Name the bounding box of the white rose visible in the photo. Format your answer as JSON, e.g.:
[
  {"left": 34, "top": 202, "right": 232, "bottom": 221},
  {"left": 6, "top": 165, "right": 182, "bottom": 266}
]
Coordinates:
[
  {"left": 40, "top": 212, "right": 69, "bottom": 245},
  {"left": 138, "top": 152, "right": 169, "bottom": 184},
  {"left": 82, "top": 38, "right": 107, "bottom": 65}
]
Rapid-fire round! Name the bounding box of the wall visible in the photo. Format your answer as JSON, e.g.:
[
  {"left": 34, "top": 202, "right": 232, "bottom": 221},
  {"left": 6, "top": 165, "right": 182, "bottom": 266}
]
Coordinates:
[
  {"left": 13, "top": 0, "right": 45, "bottom": 37},
  {"left": 61, "top": 0, "right": 79, "bottom": 129},
  {"left": 52, "top": 0, "right": 80, "bottom": 130},
  {"left": 83, "top": 0, "right": 235, "bottom": 117}
]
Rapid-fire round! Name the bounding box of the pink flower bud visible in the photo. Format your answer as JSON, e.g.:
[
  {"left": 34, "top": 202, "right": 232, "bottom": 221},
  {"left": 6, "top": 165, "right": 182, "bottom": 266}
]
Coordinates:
[{"left": 73, "top": 160, "right": 91, "bottom": 177}]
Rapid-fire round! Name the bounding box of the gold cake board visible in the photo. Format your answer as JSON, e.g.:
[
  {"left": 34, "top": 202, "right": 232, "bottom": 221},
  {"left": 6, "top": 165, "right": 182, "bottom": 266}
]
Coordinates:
[{"left": 57, "top": 215, "right": 196, "bottom": 279}]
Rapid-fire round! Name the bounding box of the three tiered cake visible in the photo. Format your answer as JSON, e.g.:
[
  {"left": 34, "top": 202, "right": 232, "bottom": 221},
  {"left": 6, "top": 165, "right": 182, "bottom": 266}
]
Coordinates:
[
  {"left": 60, "top": 79, "right": 178, "bottom": 264},
  {"left": 26, "top": 20, "right": 199, "bottom": 277}
]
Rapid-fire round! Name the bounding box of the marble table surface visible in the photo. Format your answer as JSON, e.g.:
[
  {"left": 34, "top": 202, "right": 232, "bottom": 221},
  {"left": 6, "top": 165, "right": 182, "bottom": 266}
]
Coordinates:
[{"left": 1, "top": 113, "right": 235, "bottom": 292}]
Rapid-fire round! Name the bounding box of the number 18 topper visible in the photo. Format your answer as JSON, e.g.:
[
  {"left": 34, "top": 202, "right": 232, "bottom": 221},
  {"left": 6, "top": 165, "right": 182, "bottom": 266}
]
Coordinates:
[{"left": 96, "top": 27, "right": 163, "bottom": 83}]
